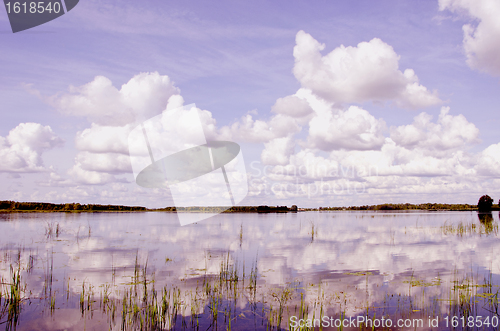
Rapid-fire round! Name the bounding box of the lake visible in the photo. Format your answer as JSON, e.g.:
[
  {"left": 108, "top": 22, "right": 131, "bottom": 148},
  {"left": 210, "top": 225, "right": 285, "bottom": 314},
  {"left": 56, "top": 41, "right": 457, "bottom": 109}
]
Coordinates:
[{"left": 1, "top": 211, "right": 499, "bottom": 330}]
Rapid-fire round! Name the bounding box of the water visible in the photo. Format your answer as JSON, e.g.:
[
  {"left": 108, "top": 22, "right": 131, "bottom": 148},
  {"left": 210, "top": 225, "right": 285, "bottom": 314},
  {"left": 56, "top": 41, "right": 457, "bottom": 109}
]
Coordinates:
[{"left": 0, "top": 211, "right": 499, "bottom": 330}]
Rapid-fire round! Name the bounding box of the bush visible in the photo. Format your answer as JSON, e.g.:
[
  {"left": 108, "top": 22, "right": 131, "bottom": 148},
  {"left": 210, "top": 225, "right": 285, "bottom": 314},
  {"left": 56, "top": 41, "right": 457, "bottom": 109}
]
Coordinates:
[{"left": 478, "top": 195, "right": 493, "bottom": 212}]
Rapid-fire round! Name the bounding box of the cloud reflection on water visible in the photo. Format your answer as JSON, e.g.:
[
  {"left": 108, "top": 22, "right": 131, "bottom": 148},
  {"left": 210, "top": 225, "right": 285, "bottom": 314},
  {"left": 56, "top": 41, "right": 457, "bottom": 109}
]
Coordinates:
[{"left": 0, "top": 211, "right": 499, "bottom": 329}]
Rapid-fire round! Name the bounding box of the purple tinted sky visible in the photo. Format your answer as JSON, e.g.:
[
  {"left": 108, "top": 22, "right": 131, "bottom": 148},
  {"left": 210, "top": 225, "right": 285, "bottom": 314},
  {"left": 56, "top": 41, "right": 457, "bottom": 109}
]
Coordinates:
[{"left": 0, "top": 0, "right": 499, "bottom": 207}]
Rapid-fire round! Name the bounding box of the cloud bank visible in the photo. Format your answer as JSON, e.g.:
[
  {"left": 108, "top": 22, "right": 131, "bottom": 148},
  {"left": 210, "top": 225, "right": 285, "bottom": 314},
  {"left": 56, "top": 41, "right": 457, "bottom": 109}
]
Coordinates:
[
  {"left": 10, "top": 31, "right": 499, "bottom": 206},
  {"left": 439, "top": 0, "right": 500, "bottom": 76}
]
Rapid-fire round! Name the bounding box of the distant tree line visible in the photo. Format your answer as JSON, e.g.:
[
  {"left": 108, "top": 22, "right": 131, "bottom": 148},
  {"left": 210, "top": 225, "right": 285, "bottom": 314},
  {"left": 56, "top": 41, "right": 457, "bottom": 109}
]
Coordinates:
[
  {"left": 0, "top": 200, "right": 147, "bottom": 212},
  {"left": 4, "top": 196, "right": 499, "bottom": 214},
  {"left": 1, "top": 201, "right": 299, "bottom": 213},
  {"left": 321, "top": 197, "right": 500, "bottom": 212},
  {"left": 320, "top": 203, "right": 478, "bottom": 211}
]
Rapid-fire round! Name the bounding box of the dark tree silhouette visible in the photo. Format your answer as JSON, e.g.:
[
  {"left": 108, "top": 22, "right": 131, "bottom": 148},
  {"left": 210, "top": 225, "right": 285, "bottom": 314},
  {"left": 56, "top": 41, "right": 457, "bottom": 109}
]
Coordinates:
[{"left": 478, "top": 195, "right": 493, "bottom": 212}]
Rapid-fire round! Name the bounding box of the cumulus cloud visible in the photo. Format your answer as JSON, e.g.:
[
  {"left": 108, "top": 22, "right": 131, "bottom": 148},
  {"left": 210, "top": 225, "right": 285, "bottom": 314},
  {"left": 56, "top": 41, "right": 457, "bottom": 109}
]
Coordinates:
[
  {"left": 129, "top": 103, "right": 220, "bottom": 160},
  {"left": 293, "top": 31, "right": 441, "bottom": 109},
  {"left": 0, "top": 123, "right": 63, "bottom": 173},
  {"left": 68, "top": 95, "right": 223, "bottom": 185},
  {"left": 475, "top": 142, "right": 500, "bottom": 176},
  {"left": 390, "top": 107, "right": 479, "bottom": 153},
  {"left": 48, "top": 72, "right": 179, "bottom": 126},
  {"left": 75, "top": 152, "right": 132, "bottom": 174},
  {"left": 75, "top": 124, "right": 132, "bottom": 154},
  {"left": 261, "top": 135, "right": 296, "bottom": 166},
  {"left": 30, "top": 65, "right": 487, "bottom": 203},
  {"left": 293, "top": 133, "right": 475, "bottom": 180},
  {"left": 259, "top": 104, "right": 482, "bottom": 193},
  {"left": 61, "top": 90, "right": 224, "bottom": 186},
  {"left": 264, "top": 150, "right": 344, "bottom": 183},
  {"left": 36, "top": 171, "right": 74, "bottom": 187},
  {"left": 271, "top": 95, "right": 314, "bottom": 118},
  {"left": 40, "top": 75, "right": 226, "bottom": 188},
  {"left": 73, "top": 94, "right": 218, "bottom": 156},
  {"left": 439, "top": 0, "right": 500, "bottom": 75},
  {"left": 67, "top": 163, "right": 124, "bottom": 185},
  {"left": 69, "top": 124, "right": 136, "bottom": 184},
  {"left": 251, "top": 139, "right": 478, "bottom": 205},
  {"left": 220, "top": 113, "right": 301, "bottom": 143},
  {"left": 307, "top": 105, "right": 386, "bottom": 151},
  {"left": 351, "top": 144, "right": 473, "bottom": 177}
]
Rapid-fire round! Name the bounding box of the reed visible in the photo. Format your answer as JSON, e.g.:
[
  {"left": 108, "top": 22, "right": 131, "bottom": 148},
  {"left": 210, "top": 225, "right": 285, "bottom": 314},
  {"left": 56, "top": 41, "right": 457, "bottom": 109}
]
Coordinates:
[{"left": 3, "top": 245, "right": 500, "bottom": 331}]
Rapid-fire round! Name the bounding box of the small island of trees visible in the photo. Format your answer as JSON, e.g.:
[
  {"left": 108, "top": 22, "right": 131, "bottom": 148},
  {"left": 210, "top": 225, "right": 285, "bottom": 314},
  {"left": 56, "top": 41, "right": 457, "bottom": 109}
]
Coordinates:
[{"left": 477, "top": 195, "right": 494, "bottom": 212}]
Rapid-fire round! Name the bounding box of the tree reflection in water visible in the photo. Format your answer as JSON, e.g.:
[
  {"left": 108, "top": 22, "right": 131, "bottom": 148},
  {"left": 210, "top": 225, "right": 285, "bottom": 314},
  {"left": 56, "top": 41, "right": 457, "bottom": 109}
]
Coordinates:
[{"left": 478, "top": 212, "right": 497, "bottom": 234}]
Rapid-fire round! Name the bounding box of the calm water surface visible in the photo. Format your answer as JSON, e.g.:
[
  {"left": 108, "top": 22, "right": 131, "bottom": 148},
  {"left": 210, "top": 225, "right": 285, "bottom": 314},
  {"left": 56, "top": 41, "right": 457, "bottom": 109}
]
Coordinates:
[{"left": 0, "top": 211, "right": 499, "bottom": 330}]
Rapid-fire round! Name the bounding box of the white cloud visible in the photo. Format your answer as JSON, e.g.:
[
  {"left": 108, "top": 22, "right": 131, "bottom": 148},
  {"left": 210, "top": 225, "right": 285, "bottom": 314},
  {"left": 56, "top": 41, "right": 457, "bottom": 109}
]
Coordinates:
[
  {"left": 75, "top": 152, "right": 132, "bottom": 174},
  {"left": 36, "top": 171, "right": 74, "bottom": 187},
  {"left": 0, "top": 123, "right": 63, "bottom": 173},
  {"left": 264, "top": 149, "right": 343, "bottom": 182},
  {"left": 293, "top": 31, "right": 441, "bottom": 109},
  {"left": 62, "top": 92, "right": 228, "bottom": 190},
  {"left": 390, "top": 107, "right": 479, "bottom": 153},
  {"left": 295, "top": 88, "right": 335, "bottom": 115},
  {"left": 307, "top": 105, "right": 386, "bottom": 151},
  {"left": 48, "top": 72, "right": 179, "bottom": 126},
  {"left": 21, "top": 65, "right": 490, "bottom": 205},
  {"left": 256, "top": 115, "right": 481, "bottom": 201},
  {"left": 439, "top": 0, "right": 500, "bottom": 76},
  {"left": 49, "top": 84, "right": 224, "bottom": 188},
  {"left": 219, "top": 114, "right": 273, "bottom": 143},
  {"left": 67, "top": 163, "right": 124, "bottom": 185},
  {"left": 364, "top": 146, "right": 473, "bottom": 177},
  {"left": 248, "top": 145, "right": 480, "bottom": 204},
  {"left": 264, "top": 142, "right": 457, "bottom": 184},
  {"left": 75, "top": 124, "right": 132, "bottom": 154},
  {"left": 475, "top": 142, "right": 500, "bottom": 176},
  {"left": 130, "top": 103, "right": 219, "bottom": 158},
  {"left": 261, "top": 135, "right": 296, "bottom": 166},
  {"left": 268, "top": 114, "right": 302, "bottom": 138},
  {"left": 271, "top": 95, "right": 314, "bottom": 118},
  {"left": 73, "top": 94, "right": 219, "bottom": 156},
  {"left": 221, "top": 112, "right": 301, "bottom": 143}
]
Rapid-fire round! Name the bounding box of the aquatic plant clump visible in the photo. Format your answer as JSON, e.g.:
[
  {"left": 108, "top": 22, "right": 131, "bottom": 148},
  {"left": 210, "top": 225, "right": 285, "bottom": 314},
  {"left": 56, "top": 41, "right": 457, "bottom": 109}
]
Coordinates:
[{"left": 2, "top": 248, "right": 500, "bottom": 331}]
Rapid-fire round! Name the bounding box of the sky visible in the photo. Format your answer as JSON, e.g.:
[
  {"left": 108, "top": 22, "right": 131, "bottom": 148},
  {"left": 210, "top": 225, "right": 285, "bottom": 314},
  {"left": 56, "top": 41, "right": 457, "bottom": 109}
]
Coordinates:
[{"left": 0, "top": 0, "right": 499, "bottom": 208}]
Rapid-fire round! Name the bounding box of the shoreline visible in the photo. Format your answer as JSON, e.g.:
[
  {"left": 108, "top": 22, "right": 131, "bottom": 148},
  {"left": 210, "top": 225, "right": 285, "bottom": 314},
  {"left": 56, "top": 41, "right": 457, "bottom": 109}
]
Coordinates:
[{"left": 1, "top": 200, "right": 499, "bottom": 214}]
